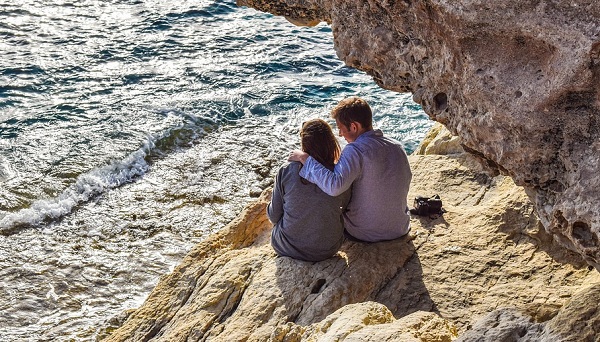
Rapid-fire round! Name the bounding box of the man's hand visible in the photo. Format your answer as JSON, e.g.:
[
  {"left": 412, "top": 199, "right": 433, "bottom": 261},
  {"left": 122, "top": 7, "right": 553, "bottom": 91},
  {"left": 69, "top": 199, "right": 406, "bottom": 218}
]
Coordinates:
[{"left": 288, "top": 149, "right": 309, "bottom": 164}]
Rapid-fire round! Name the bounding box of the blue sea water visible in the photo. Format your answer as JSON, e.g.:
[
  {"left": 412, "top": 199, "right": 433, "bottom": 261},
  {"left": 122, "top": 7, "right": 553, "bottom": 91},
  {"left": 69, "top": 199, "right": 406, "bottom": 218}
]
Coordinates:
[{"left": 0, "top": 0, "right": 431, "bottom": 340}]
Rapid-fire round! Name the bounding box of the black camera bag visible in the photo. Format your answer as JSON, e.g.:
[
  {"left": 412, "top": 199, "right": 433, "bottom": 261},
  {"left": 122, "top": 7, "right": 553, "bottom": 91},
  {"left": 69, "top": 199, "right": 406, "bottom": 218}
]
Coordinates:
[{"left": 411, "top": 194, "right": 444, "bottom": 216}]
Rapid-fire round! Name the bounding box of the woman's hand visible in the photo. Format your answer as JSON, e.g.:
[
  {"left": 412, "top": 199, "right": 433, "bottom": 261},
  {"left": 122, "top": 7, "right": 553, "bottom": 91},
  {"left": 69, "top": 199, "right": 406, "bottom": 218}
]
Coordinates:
[{"left": 288, "top": 149, "right": 309, "bottom": 164}]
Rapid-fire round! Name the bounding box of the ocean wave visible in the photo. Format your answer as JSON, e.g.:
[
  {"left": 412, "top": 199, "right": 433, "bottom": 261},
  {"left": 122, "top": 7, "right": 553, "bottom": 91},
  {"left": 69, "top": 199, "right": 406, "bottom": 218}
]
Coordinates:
[
  {"left": 0, "top": 65, "right": 46, "bottom": 76},
  {"left": 0, "top": 142, "right": 153, "bottom": 235},
  {"left": 0, "top": 114, "right": 214, "bottom": 235}
]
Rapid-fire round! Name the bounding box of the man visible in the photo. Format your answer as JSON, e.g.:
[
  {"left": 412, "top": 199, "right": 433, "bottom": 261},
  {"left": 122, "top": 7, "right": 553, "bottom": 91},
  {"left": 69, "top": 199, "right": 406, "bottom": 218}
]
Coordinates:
[{"left": 289, "top": 96, "right": 412, "bottom": 242}]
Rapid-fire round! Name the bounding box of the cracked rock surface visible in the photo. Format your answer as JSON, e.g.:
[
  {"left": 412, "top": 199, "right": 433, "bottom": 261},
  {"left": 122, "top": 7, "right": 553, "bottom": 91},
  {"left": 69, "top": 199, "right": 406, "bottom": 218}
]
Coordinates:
[
  {"left": 236, "top": 0, "right": 600, "bottom": 270},
  {"left": 103, "top": 126, "right": 599, "bottom": 341}
]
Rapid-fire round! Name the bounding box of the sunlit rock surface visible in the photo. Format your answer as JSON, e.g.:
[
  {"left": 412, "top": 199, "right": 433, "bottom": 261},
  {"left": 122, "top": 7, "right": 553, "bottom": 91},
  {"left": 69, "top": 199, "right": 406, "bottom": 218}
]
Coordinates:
[
  {"left": 103, "top": 128, "right": 599, "bottom": 341},
  {"left": 236, "top": 0, "right": 600, "bottom": 269}
]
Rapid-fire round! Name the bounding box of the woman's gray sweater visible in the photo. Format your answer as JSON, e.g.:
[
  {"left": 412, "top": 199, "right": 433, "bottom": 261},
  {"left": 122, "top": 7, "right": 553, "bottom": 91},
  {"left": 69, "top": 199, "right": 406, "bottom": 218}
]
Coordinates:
[{"left": 268, "top": 161, "right": 350, "bottom": 262}]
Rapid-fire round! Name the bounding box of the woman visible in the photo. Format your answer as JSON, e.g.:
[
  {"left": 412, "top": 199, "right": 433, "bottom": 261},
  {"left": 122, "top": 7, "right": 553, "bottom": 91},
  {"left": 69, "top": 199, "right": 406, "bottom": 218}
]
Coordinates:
[{"left": 268, "top": 119, "right": 350, "bottom": 262}]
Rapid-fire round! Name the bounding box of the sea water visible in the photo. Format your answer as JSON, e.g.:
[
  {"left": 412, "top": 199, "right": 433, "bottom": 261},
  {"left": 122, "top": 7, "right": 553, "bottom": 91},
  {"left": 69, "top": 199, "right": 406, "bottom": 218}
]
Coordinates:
[{"left": 0, "top": 1, "right": 432, "bottom": 340}]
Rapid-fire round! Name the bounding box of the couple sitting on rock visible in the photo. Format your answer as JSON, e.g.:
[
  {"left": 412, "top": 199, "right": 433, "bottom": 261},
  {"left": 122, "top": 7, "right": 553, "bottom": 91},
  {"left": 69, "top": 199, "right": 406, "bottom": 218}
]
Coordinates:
[{"left": 267, "top": 96, "right": 413, "bottom": 262}]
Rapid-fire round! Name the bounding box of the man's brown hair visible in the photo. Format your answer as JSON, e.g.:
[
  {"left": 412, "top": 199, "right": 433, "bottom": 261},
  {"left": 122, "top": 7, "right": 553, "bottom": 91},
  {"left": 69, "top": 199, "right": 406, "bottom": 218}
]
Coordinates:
[{"left": 330, "top": 97, "right": 373, "bottom": 130}]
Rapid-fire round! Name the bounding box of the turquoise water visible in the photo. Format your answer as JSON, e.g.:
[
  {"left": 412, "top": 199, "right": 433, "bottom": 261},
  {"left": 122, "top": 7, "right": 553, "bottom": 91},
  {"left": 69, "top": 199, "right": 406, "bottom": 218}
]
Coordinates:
[{"left": 0, "top": 1, "right": 431, "bottom": 340}]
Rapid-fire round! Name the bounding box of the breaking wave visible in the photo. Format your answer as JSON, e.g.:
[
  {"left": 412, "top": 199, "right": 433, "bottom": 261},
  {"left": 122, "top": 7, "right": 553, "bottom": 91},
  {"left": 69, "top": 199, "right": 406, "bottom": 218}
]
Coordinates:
[{"left": 0, "top": 142, "right": 152, "bottom": 235}]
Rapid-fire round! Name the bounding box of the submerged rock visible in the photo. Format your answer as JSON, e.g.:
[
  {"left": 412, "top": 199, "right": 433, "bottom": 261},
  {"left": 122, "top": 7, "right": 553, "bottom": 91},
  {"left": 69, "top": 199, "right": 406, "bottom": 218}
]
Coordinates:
[
  {"left": 236, "top": 0, "right": 600, "bottom": 271},
  {"left": 103, "top": 131, "right": 599, "bottom": 341}
]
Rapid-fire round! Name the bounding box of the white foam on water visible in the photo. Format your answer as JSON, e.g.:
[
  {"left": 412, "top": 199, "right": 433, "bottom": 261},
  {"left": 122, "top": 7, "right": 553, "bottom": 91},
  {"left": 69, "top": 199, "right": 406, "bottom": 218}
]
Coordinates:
[
  {"left": 0, "top": 141, "right": 154, "bottom": 233},
  {"left": 0, "top": 156, "right": 15, "bottom": 183}
]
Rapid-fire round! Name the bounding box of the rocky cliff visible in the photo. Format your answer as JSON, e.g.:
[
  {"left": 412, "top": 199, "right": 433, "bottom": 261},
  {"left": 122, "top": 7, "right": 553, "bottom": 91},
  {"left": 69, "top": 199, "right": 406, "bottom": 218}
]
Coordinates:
[
  {"left": 102, "top": 126, "right": 600, "bottom": 341},
  {"left": 236, "top": 0, "right": 600, "bottom": 270}
]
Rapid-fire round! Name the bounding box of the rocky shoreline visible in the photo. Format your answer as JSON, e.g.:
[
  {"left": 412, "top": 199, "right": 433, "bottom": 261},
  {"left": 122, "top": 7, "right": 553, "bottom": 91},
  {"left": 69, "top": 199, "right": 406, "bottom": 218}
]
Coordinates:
[
  {"left": 102, "top": 126, "right": 600, "bottom": 341},
  {"left": 100, "top": 0, "right": 600, "bottom": 338}
]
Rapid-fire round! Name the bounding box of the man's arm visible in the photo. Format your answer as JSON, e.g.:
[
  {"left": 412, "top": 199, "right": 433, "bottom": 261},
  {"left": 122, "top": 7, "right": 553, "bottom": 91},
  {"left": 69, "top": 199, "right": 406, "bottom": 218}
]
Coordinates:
[{"left": 298, "top": 145, "right": 362, "bottom": 197}]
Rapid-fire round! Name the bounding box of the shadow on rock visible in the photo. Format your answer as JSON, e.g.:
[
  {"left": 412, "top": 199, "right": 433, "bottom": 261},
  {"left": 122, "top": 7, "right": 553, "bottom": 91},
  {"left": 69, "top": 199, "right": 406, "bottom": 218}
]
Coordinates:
[
  {"left": 409, "top": 213, "right": 450, "bottom": 230},
  {"left": 498, "top": 205, "right": 588, "bottom": 269},
  {"left": 274, "top": 235, "right": 435, "bottom": 326}
]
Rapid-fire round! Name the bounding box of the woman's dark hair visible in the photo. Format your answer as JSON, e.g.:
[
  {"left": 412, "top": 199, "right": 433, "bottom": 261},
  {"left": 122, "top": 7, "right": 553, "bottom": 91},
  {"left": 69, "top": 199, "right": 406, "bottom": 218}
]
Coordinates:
[{"left": 300, "top": 119, "right": 340, "bottom": 171}]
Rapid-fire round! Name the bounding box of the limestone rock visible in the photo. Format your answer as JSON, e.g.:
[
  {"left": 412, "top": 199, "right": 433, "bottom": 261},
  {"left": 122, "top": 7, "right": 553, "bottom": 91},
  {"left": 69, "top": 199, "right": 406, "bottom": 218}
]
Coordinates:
[
  {"left": 103, "top": 147, "right": 599, "bottom": 341},
  {"left": 454, "top": 308, "right": 542, "bottom": 342},
  {"left": 456, "top": 283, "right": 600, "bottom": 342},
  {"left": 236, "top": 0, "right": 600, "bottom": 270},
  {"left": 414, "top": 122, "right": 464, "bottom": 157},
  {"left": 542, "top": 282, "right": 600, "bottom": 341},
  {"left": 298, "top": 303, "right": 456, "bottom": 342}
]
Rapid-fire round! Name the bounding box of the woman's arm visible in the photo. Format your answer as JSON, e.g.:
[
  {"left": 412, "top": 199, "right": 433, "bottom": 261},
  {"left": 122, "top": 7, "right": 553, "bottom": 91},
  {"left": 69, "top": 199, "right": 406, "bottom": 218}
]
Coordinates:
[{"left": 267, "top": 167, "right": 285, "bottom": 224}]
